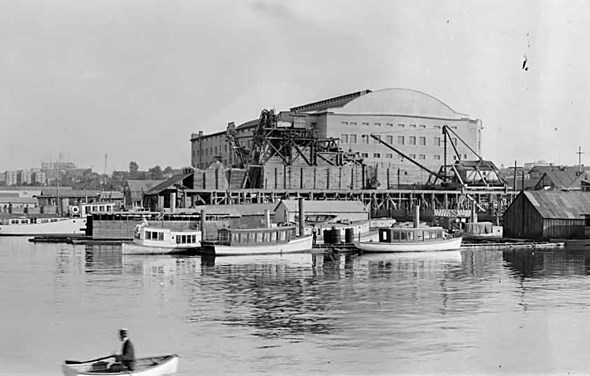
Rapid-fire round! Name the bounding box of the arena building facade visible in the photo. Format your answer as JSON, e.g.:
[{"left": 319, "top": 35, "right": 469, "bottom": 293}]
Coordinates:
[{"left": 190, "top": 88, "right": 482, "bottom": 184}]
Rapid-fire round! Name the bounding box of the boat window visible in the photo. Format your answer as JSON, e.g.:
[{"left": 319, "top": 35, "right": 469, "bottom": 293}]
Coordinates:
[
  {"left": 393, "top": 231, "right": 400, "bottom": 240},
  {"left": 240, "top": 233, "right": 248, "bottom": 243},
  {"left": 416, "top": 231, "right": 424, "bottom": 241},
  {"left": 256, "top": 232, "right": 262, "bottom": 242},
  {"left": 232, "top": 233, "right": 240, "bottom": 243},
  {"left": 381, "top": 230, "right": 390, "bottom": 242},
  {"left": 424, "top": 231, "right": 430, "bottom": 240},
  {"left": 270, "top": 231, "right": 277, "bottom": 242},
  {"left": 192, "top": 235, "right": 196, "bottom": 243},
  {"left": 158, "top": 232, "right": 164, "bottom": 241},
  {"left": 431, "top": 230, "right": 437, "bottom": 239},
  {"left": 262, "top": 232, "right": 269, "bottom": 242},
  {"left": 279, "top": 230, "right": 286, "bottom": 241},
  {"left": 408, "top": 231, "right": 414, "bottom": 240},
  {"left": 400, "top": 231, "right": 407, "bottom": 241}
]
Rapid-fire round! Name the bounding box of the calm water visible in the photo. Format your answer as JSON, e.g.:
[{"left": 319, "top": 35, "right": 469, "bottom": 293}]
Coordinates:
[{"left": 2, "top": 237, "right": 590, "bottom": 375}]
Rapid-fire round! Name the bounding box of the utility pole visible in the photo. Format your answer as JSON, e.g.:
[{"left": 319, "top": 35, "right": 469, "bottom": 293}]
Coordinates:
[{"left": 577, "top": 146, "right": 584, "bottom": 174}]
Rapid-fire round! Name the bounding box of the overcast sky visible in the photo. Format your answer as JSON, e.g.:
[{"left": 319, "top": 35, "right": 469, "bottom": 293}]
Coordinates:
[{"left": 1, "top": 0, "right": 588, "bottom": 172}]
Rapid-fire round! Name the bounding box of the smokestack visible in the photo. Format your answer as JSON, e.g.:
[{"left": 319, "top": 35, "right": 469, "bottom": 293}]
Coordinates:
[
  {"left": 200, "top": 209, "right": 206, "bottom": 240},
  {"left": 413, "top": 205, "right": 420, "bottom": 228},
  {"left": 265, "top": 209, "right": 271, "bottom": 228},
  {"left": 298, "top": 198, "right": 305, "bottom": 237}
]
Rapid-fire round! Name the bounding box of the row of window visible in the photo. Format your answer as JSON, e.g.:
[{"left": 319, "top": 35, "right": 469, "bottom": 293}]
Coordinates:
[
  {"left": 359, "top": 153, "right": 468, "bottom": 160},
  {"left": 341, "top": 122, "right": 459, "bottom": 130},
  {"left": 340, "top": 134, "right": 457, "bottom": 147}
]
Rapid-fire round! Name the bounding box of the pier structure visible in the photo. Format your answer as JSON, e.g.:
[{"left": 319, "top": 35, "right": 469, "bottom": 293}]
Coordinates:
[{"left": 164, "top": 187, "right": 517, "bottom": 222}]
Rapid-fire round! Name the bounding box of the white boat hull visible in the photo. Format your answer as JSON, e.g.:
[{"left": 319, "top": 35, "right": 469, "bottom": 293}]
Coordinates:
[
  {"left": 206, "top": 235, "right": 313, "bottom": 256},
  {"left": 0, "top": 218, "right": 86, "bottom": 236},
  {"left": 354, "top": 236, "right": 462, "bottom": 253},
  {"left": 62, "top": 354, "right": 178, "bottom": 376},
  {"left": 122, "top": 242, "right": 200, "bottom": 255}
]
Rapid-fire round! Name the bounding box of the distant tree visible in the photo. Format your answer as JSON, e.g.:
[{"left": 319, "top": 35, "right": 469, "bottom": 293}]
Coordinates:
[
  {"left": 163, "top": 166, "right": 173, "bottom": 176},
  {"left": 148, "top": 165, "right": 164, "bottom": 180},
  {"left": 129, "top": 161, "right": 139, "bottom": 178}
]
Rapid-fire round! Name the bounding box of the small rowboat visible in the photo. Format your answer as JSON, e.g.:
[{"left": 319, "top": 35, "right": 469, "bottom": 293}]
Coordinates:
[{"left": 61, "top": 354, "right": 179, "bottom": 376}]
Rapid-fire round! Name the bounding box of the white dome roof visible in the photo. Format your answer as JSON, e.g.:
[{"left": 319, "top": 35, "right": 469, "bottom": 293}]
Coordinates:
[{"left": 335, "top": 88, "right": 469, "bottom": 120}]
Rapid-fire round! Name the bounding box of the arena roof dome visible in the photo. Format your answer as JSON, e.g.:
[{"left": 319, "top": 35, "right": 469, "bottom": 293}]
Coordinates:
[{"left": 335, "top": 88, "right": 470, "bottom": 120}]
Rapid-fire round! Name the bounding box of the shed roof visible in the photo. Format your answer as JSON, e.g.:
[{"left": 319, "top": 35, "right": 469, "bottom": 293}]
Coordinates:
[
  {"left": 536, "top": 170, "right": 576, "bottom": 190},
  {"left": 126, "top": 180, "right": 165, "bottom": 192},
  {"left": 524, "top": 191, "right": 590, "bottom": 219},
  {"left": 146, "top": 173, "right": 193, "bottom": 195},
  {"left": 275, "top": 199, "right": 368, "bottom": 213}
]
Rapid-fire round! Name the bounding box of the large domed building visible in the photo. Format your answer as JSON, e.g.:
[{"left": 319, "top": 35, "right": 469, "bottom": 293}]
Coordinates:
[{"left": 191, "top": 88, "right": 482, "bottom": 184}]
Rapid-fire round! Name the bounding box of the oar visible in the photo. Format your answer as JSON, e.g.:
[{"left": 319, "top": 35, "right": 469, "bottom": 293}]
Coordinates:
[{"left": 65, "top": 355, "right": 115, "bottom": 365}]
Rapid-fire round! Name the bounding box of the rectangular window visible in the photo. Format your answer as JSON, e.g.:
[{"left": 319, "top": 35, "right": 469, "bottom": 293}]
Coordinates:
[
  {"left": 341, "top": 121, "right": 349, "bottom": 126},
  {"left": 362, "top": 122, "right": 369, "bottom": 126},
  {"left": 350, "top": 134, "right": 357, "bottom": 144},
  {"left": 419, "top": 137, "right": 426, "bottom": 146},
  {"left": 434, "top": 155, "right": 441, "bottom": 160},
  {"left": 409, "top": 136, "right": 416, "bottom": 145},
  {"left": 453, "top": 138, "right": 458, "bottom": 145},
  {"left": 435, "top": 125, "right": 441, "bottom": 129},
  {"left": 361, "top": 153, "right": 369, "bottom": 158},
  {"left": 350, "top": 122, "right": 357, "bottom": 126},
  {"left": 434, "top": 137, "right": 441, "bottom": 146},
  {"left": 410, "top": 124, "right": 416, "bottom": 128},
  {"left": 374, "top": 153, "right": 381, "bottom": 158},
  {"left": 214, "top": 146, "right": 218, "bottom": 154},
  {"left": 386, "top": 135, "right": 393, "bottom": 144},
  {"left": 397, "top": 136, "right": 405, "bottom": 145},
  {"left": 385, "top": 153, "right": 393, "bottom": 158},
  {"left": 373, "top": 135, "right": 381, "bottom": 144},
  {"left": 362, "top": 134, "right": 369, "bottom": 144},
  {"left": 386, "top": 123, "right": 393, "bottom": 127},
  {"left": 410, "top": 154, "right": 416, "bottom": 159},
  {"left": 398, "top": 123, "right": 405, "bottom": 128},
  {"left": 463, "top": 154, "right": 468, "bottom": 159},
  {"left": 418, "top": 154, "right": 426, "bottom": 160},
  {"left": 374, "top": 122, "right": 381, "bottom": 127},
  {"left": 340, "top": 134, "right": 349, "bottom": 143},
  {"left": 419, "top": 124, "right": 426, "bottom": 128}
]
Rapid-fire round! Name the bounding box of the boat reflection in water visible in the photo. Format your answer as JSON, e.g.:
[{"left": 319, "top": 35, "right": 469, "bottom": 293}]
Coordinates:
[
  {"left": 356, "top": 250, "right": 464, "bottom": 275},
  {"left": 82, "top": 244, "right": 123, "bottom": 274}
]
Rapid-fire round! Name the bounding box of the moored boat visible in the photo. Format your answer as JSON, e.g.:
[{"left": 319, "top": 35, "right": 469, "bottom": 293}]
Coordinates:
[
  {"left": 122, "top": 220, "right": 201, "bottom": 255},
  {"left": 354, "top": 205, "right": 462, "bottom": 253},
  {"left": 354, "top": 225, "right": 462, "bottom": 253},
  {"left": 61, "top": 354, "right": 179, "bottom": 376},
  {"left": 200, "top": 226, "right": 313, "bottom": 256},
  {"left": 0, "top": 215, "right": 86, "bottom": 237}
]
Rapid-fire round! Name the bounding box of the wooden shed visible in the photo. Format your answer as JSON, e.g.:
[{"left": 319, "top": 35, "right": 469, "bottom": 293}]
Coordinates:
[{"left": 503, "top": 191, "right": 590, "bottom": 240}]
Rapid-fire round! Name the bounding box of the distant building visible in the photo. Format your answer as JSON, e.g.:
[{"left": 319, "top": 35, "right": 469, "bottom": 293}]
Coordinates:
[
  {"left": 19, "top": 169, "right": 33, "bottom": 185},
  {"left": 5, "top": 171, "right": 18, "bottom": 186},
  {"left": 191, "top": 88, "right": 482, "bottom": 184}
]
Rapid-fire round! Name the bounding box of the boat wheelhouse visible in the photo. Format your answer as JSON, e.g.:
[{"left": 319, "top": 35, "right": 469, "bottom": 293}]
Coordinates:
[
  {"left": 200, "top": 226, "right": 313, "bottom": 256},
  {"left": 0, "top": 215, "right": 86, "bottom": 236}
]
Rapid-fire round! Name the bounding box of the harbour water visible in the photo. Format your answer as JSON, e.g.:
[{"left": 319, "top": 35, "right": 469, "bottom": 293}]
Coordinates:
[{"left": 2, "top": 237, "right": 590, "bottom": 375}]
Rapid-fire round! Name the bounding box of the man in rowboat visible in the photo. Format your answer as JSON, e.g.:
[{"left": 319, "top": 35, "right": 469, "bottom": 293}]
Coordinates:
[{"left": 110, "top": 328, "right": 136, "bottom": 371}]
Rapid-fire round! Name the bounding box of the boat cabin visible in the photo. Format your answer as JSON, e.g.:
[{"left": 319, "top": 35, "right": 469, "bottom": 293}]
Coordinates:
[
  {"left": 215, "top": 226, "right": 297, "bottom": 246},
  {"left": 379, "top": 226, "right": 446, "bottom": 243},
  {"left": 0, "top": 217, "right": 64, "bottom": 225},
  {"left": 138, "top": 228, "right": 199, "bottom": 245}
]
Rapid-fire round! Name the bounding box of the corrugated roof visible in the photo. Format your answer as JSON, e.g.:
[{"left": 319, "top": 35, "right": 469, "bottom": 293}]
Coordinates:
[
  {"left": 524, "top": 191, "right": 590, "bottom": 219},
  {"left": 275, "top": 199, "right": 368, "bottom": 213},
  {"left": 536, "top": 170, "right": 576, "bottom": 189}
]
